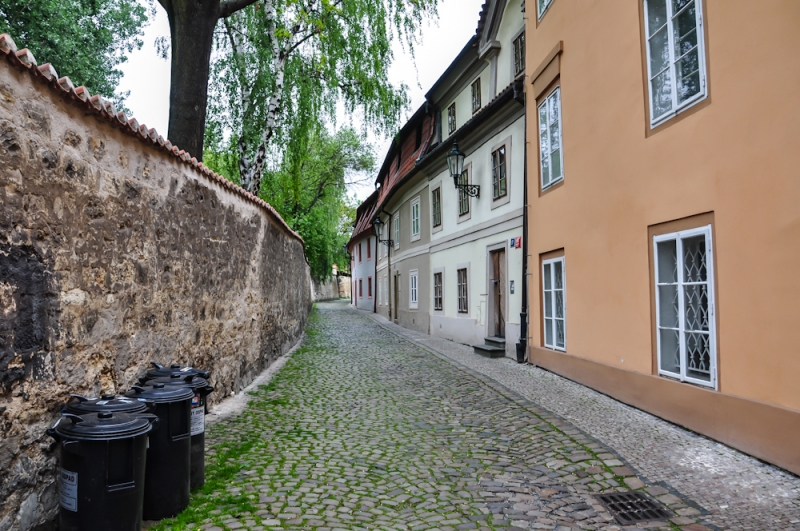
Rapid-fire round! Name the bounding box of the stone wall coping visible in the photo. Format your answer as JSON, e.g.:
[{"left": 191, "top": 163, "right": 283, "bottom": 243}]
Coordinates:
[{"left": 0, "top": 33, "right": 304, "bottom": 246}]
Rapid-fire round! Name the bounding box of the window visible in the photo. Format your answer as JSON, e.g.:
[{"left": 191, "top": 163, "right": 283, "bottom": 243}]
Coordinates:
[
  {"left": 492, "top": 146, "right": 507, "bottom": 199},
  {"left": 537, "top": 0, "right": 554, "bottom": 19},
  {"left": 513, "top": 32, "right": 525, "bottom": 76},
  {"left": 367, "top": 239, "right": 371, "bottom": 260},
  {"left": 457, "top": 170, "right": 470, "bottom": 216},
  {"left": 448, "top": 103, "right": 456, "bottom": 134},
  {"left": 644, "top": 0, "right": 706, "bottom": 127},
  {"left": 377, "top": 225, "right": 382, "bottom": 258},
  {"left": 433, "top": 272, "right": 443, "bottom": 311},
  {"left": 411, "top": 197, "right": 420, "bottom": 240},
  {"left": 538, "top": 87, "right": 563, "bottom": 190},
  {"left": 393, "top": 213, "right": 400, "bottom": 249},
  {"left": 368, "top": 276, "right": 372, "bottom": 298},
  {"left": 358, "top": 242, "right": 362, "bottom": 263},
  {"left": 471, "top": 79, "right": 481, "bottom": 114},
  {"left": 457, "top": 269, "right": 468, "bottom": 313},
  {"left": 383, "top": 277, "right": 388, "bottom": 305},
  {"left": 654, "top": 226, "right": 716, "bottom": 387},
  {"left": 378, "top": 276, "right": 382, "bottom": 304},
  {"left": 358, "top": 278, "right": 363, "bottom": 298},
  {"left": 542, "top": 257, "right": 565, "bottom": 351},
  {"left": 431, "top": 188, "right": 441, "bottom": 228},
  {"left": 409, "top": 270, "right": 418, "bottom": 309}
]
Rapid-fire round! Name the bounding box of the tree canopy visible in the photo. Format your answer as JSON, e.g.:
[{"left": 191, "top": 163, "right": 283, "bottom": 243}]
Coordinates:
[
  {"left": 205, "top": 0, "right": 438, "bottom": 196},
  {"left": 0, "top": 0, "right": 148, "bottom": 107}
]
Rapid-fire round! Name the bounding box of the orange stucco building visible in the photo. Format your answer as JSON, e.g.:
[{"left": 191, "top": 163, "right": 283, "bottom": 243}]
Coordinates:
[{"left": 524, "top": 0, "right": 800, "bottom": 474}]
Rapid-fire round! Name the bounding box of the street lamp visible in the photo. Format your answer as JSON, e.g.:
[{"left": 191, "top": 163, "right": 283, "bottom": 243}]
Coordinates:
[
  {"left": 372, "top": 215, "right": 394, "bottom": 247},
  {"left": 447, "top": 141, "right": 479, "bottom": 198}
]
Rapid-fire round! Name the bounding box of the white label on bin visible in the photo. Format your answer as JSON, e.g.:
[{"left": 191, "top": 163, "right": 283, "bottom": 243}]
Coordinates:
[
  {"left": 191, "top": 406, "right": 204, "bottom": 436},
  {"left": 60, "top": 469, "right": 78, "bottom": 512}
]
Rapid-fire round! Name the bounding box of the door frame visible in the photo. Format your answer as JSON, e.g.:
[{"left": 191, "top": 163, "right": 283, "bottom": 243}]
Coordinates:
[{"left": 486, "top": 241, "right": 509, "bottom": 340}]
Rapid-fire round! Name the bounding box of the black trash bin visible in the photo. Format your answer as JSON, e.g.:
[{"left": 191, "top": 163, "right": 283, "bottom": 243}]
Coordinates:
[
  {"left": 147, "top": 374, "right": 214, "bottom": 490},
  {"left": 65, "top": 394, "right": 149, "bottom": 415},
  {"left": 46, "top": 411, "right": 157, "bottom": 531},
  {"left": 140, "top": 362, "right": 210, "bottom": 383},
  {"left": 126, "top": 383, "right": 194, "bottom": 520}
]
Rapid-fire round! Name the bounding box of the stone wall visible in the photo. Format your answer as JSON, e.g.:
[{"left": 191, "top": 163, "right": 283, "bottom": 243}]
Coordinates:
[
  {"left": 312, "top": 275, "right": 350, "bottom": 301},
  {"left": 0, "top": 42, "right": 312, "bottom": 530}
]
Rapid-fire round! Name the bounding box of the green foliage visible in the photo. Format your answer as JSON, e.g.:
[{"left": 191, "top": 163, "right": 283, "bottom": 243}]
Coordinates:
[
  {"left": 207, "top": 127, "right": 371, "bottom": 280},
  {"left": 203, "top": 0, "right": 438, "bottom": 279},
  {"left": 0, "top": 0, "right": 149, "bottom": 108}
]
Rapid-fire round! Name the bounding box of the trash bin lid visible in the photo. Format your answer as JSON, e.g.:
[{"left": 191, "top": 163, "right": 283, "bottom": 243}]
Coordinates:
[
  {"left": 144, "top": 362, "right": 210, "bottom": 381},
  {"left": 148, "top": 374, "right": 214, "bottom": 396},
  {"left": 53, "top": 412, "right": 154, "bottom": 441},
  {"left": 125, "top": 382, "right": 194, "bottom": 404},
  {"left": 64, "top": 394, "right": 149, "bottom": 415}
]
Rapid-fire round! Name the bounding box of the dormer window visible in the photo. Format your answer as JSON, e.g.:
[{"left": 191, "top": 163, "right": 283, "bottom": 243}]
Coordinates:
[{"left": 471, "top": 79, "right": 481, "bottom": 114}]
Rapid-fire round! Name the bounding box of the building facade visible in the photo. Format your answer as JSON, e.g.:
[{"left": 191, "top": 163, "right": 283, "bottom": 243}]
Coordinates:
[
  {"left": 365, "top": 0, "right": 528, "bottom": 358},
  {"left": 524, "top": 0, "right": 800, "bottom": 474},
  {"left": 348, "top": 191, "right": 378, "bottom": 311}
]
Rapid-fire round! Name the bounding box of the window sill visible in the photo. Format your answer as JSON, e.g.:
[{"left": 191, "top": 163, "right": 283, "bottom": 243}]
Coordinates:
[
  {"left": 491, "top": 193, "right": 511, "bottom": 210},
  {"left": 541, "top": 177, "right": 564, "bottom": 194},
  {"left": 410, "top": 234, "right": 420, "bottom": 243},
  {"left": 650, "top": 92, "right": 708, "bottom": 129}
]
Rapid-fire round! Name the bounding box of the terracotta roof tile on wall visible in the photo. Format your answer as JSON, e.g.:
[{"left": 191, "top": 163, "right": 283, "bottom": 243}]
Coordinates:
[{"left": 0, "top": 33, "right": 304, "bottom": 245}]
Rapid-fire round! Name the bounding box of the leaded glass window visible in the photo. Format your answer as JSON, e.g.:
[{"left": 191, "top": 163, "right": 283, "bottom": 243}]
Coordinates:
[
  {"left": 542, "top": 257, "right": 565, "bottom": 350},
  {"left": 644, "top": 0, "right": 707, "bottom": 126},
  {"left": 654, "top": 225, "right": 716, "bottom": 387},
  {"left": 538, "top": 88, "right": 563, "bottom": 190}
]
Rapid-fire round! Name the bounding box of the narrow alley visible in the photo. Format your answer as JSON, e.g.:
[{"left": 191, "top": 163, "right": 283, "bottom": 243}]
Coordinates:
[{"left": 159, "top": 302, "right": 800, "bottom": 531}]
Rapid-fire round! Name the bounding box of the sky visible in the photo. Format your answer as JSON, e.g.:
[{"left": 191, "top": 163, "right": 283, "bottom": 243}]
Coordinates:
[{"left": 117, "top": 0, "right": 485, "bottom": 201}]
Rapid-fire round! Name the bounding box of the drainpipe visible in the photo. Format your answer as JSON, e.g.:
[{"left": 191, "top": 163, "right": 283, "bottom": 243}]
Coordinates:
[{"left": 515, "top": 78, "right": 528, "bottom": 364}]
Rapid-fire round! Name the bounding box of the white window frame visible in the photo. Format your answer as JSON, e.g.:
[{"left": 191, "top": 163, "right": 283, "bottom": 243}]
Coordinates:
[
  {"left": 538, "top": 87, "right": 564, "bottom": 191},
  {"left": 378, "top": 275, "right": 382, "bottom": 304},
  {"left": 537, "top": 0, "right": 555, "bottom": 20},
  {"left": 393, "top": 213, "right": 400, "bottom": 249},
  {"left": 409, "top": 269, "right": 419, "bottom": 309},
  {"left": 643, "top": 0, "right": 707, "bottom": 128},
  {"left": 384, "top": 276, "right": 388, "bottom": 306},
  {"left": 653, "top": 225, "right": 717, "bottom": 389},
  {"left": 542, "top": 257, "right": 566, "bottom": 351},
  {"left": 410, "top": 197, "right": 421, "bottom": 241}
]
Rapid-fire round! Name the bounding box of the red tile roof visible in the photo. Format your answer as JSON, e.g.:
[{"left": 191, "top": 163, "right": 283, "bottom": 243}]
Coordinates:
[{"left": 0, "top": 34, "right": 303, "bottom": 245}]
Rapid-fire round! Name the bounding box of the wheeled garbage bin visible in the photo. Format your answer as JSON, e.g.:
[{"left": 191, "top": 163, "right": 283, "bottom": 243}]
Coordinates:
[
  {"left": 46, "top": 411, "right": 157, "bottom": 531},
  {"left": 65, "top": 393, "right": 149, "bottom": 416},
  {"left": 126, "top": 382, "right": 194, "bottom": 520},
  {"left": 147, "top": 374, "right": 214, "bottom": 490},
  {"left": 140, "top": 361, "right": 210, "bottom": 383}
]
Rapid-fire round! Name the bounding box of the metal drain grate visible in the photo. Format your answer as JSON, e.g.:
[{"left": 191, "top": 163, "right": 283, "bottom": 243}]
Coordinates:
[{"left": 594, "top": 491, "right": 672, "bottom": 525}]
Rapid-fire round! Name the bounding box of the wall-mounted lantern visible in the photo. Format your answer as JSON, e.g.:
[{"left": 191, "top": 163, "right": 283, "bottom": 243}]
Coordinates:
[
  {"left": 447, "top": 142, "right": 480, "bottom": 198},
  {"left": 372, "top": 215, "right": 394, "bottom": 247}
]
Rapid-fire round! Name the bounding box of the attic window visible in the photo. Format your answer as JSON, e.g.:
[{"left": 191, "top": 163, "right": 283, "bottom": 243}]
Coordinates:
[
  {"left": 471, "top": 79, "right": 481, "bottom": 114},
  {"left": 514, "top": 32, "right": 525, "bottom": 75},
  {"left": 448, "top": 103, "right": 457, "bottom": 135}
]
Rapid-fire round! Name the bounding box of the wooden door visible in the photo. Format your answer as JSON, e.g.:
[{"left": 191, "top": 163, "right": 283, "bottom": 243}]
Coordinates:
[{"left": 491, "top": 249, "right": 506, "bottom": 337}]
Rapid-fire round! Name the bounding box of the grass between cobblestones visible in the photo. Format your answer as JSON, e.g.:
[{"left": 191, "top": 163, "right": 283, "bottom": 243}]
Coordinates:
[{"left": 149, "top": 305, "right": 707, "bottom": 531}]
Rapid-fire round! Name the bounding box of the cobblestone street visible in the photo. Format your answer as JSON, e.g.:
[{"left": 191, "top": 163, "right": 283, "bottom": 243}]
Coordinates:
[{"left": 156, "top": 302, "right": 800, "bottom": 531}]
